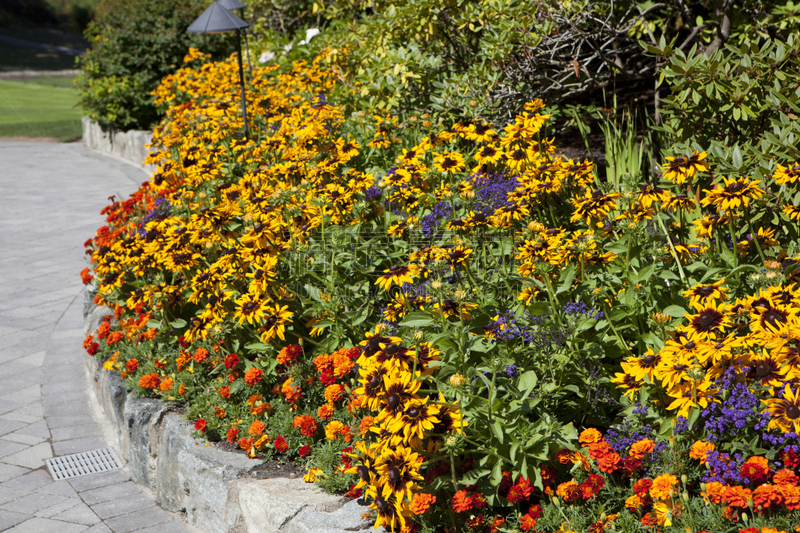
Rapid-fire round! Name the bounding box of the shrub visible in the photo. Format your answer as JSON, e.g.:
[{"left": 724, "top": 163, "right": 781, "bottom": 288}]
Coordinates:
[
  {"left": 649, "top": 33, "right": 800, "bottom": 182},
  {"left": 75, "top": 0, "right": 232, "bottom": 131}
]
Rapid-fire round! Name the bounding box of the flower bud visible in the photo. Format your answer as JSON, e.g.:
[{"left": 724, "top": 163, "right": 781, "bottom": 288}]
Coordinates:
[{"left": 450, "top": 373, "right": 465, "bottom": 387}]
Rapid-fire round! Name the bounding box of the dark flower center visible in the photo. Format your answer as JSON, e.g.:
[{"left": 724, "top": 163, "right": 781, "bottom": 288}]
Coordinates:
[
  {"left": 265, "top": 316, "right": 277, "bottom": 327},
  {"left": 357, "top": 465, "right": 370, "bottom": 481},
  {"left": 763, "top": 308, "right": 789, "bottom": 328},
  {"left": 726, "top": 182, "right": 745, "bottom": 194},
  {"left": 755, "top": 361, "right": 773, "bottom": 378},
  {"left": 642, "top": 355, "right": 657, "bottom": 366},
  {"left": 408, "top": 407, "right": 420, "bottom": 418},
  {"left": 674, "top": 365, "right": 688, "bottom": 371},
  {"left": 387, "top": 393, "right": 401, "bottom": 410},
  {"left": 684, "top": 341, "right": 696, "bottom": 350},
  {"left": 695, "top": 286, "right": 716, "bottom": 297},
  {"left": 787, "top": 404, "right": 800, "bottom": 420},
  {"left": 692, "top": 309, "right": 724, "bottom": 332},
  {"left": 368, "top": 375, "right": 381, "bottom": 389}
]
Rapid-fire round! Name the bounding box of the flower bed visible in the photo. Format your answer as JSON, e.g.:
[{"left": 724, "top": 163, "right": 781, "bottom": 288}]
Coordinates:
[{"left": 81, "top": 48, "right": 800, "bottom": 532}]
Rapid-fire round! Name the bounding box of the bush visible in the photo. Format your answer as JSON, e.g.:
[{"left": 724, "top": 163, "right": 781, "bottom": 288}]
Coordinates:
[{"left": 75, "top": 0, "right": 233, "bottom": 131}]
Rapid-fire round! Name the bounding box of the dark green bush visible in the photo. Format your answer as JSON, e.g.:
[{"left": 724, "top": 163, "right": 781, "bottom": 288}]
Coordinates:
[{"left": 75, "top": 0, "right": 233, "bottom": 131}]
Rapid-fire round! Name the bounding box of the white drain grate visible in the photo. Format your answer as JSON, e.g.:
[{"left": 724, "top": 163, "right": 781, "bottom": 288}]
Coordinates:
[{"left": 45, "top": 448, "right": 123, "bottom": 480}]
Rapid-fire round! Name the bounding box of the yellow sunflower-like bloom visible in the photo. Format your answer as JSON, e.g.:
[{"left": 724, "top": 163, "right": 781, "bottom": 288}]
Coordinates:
[
  {"left": 661, "top": 150, "right": 709, "bottom": 184},
  {"left": 763, "top": 384, "right": 800, "bottom": 433},
  {"left": 375, "top": 265, "right": 418, "bottom": 292},
  {"left": 701, "top": 176, "right": 765, "bottom": 212}
]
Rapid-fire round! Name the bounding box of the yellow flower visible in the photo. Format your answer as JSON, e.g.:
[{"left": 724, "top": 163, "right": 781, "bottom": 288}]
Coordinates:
[{"left": 303, "top": 467, "right": 325, "bottom": 482}]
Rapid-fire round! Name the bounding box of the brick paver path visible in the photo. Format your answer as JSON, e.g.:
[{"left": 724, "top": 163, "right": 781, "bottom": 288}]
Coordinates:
[{"left": 0, "top": 141, "right": 192, "bottom": 533}]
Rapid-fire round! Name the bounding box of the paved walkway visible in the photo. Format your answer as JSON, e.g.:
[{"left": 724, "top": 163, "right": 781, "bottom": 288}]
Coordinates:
[{"left": 0, "top": 141, "right": 192, "bottom": 533}]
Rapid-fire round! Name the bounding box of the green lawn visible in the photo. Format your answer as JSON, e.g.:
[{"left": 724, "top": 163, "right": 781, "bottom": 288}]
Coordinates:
[{"left": 0, "top": 79, "right": 82, "bottom": 140}]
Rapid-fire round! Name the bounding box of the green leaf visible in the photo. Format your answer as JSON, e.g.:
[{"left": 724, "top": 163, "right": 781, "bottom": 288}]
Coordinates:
[
  {"left": 518, "top": 370, "right": 538, "bottom": 397},
  {"left": 399, "top": 311, "right": 434, "bottom": 328},
  {"left": 169, "top": 318, "right": 187, "bottom": 329},
  {"left": 146, "top": 320, "right": 162, "bottom": 329},
  {"left": 662, "top": 305, "right": 688, "bottom": 318},
  {"left": 732, "top": 145, "right": 743, "bottom": 168}
]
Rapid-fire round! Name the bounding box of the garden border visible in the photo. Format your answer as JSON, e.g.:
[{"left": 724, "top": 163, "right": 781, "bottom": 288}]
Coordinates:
[{"left": 82, "top": 302, "right": 378, "bottom": 533}]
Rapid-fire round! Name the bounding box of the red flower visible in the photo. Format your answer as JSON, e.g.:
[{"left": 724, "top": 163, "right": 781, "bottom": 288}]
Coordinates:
[
  {"left": 195, "top": 419, "right": 207, "bottom": 433},
  {"left": 226, "top": 427, "right": 239, "bottom": 443},
  {"left": 633, "top": 478, "right": 652, "bottom": 496},
  {"left": 293, "top": 415, "right": 318, "bottom": 437},
  {"left": 225, "top": 354, "right": 240, "bottom": 369},
  {"left": 781, "top": 448, "right": 800, "bottom": 468},
  {"left": 86, "top": 342, "right": 100, "bottom": 356},
  {"left": 178, "top": 335, "right": 189, "bottom": 348},
  {"left": 507, "top": 477, "right": 533, "bottom": 504},
  {"left": 219, "top": 386, "right": 231, "bottom": 399},
  {"left": 298, "top": 445, "right": 311, "bottom": 457},
  {"left": 346, "top": 484, "right": 363, "bottom": 499},
  {"left": 126, "top": 359, "right": 139, "bottom": 373},
  {"left": 80, "top": 268, "right": 94, "bottom": 285},
  {"left": 274, "top": 436, "right": 288, "bottom": 452},
  {"left": 519, "top": 513, "right": 537, "bottom": 531},
  {"left": 451, "top": 490, "right": 486, "bottom": 513}
]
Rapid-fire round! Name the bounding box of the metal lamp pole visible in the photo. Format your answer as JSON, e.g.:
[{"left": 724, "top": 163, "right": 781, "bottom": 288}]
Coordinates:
[{"left": 188, "top": 2, "right": 250, "bottom": 139}]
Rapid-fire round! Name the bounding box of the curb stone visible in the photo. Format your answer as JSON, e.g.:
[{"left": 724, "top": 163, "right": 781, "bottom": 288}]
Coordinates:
[
  {"left": 82, "top": 117, "right": 157, "bottom": 173},
  {"left": 83, "top": 303, "right": 379, "bottom": 533}
]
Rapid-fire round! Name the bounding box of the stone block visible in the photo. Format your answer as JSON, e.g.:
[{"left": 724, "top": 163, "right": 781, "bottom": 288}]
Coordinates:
[
  {"left": 123, "top": 397, "right": 162, "bottom": 489},
  {"left": 239, "top": 478, "right": 345, "bottom": 533}
]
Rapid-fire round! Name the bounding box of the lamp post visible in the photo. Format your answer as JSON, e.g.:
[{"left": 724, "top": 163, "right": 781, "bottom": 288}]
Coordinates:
[
  {"left": 218, "top": 0, "right": 253, "bottom": 76},
  {"left": 188, "top": 2, "right": 250, "bottom": 139}
]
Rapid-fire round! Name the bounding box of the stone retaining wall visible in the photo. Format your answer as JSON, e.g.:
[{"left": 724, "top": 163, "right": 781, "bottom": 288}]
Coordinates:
[
  {"left": 81, "top": 117, "right": 157, "bottom": 173},
  {"left": 82, "top": 305, "right": 376, "bottom": 533}
]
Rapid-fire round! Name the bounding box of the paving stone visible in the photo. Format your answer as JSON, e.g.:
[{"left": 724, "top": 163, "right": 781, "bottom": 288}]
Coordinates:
[
  {"left": 80, "top": 482, "right": 141, "bottom": 506},
  {"left": 2, "top": 442, "right": 53, "bottom": 469},
  {"left": 103, "top": 506, "right": 172, "bottom": 533},
  {"left": 2, "top": 432, "right": 47, "bottom": 445},
  {"left": 47, "top": 413, "right": 96, "bottom": 429},
  {"left": 3, "top": 516, "right": 89, "bottom": 533},
  {"left": 0, "top": 492, "right": 67, "bottom": 514},
  {"left": 0, "top": 485, "right": 31, "bottom": 506},
  {"left": 69, "top": 470, "right": 128, "bottom": 493},
  {"left": 2, "top": 468, "right": 53, "bottom": 491},
  {"left": 83, "top": 522, "right": 112, "bottom": 533},
  {"left": 15, "top": 419, "right": 51, "bottom": 439},
  {"left": 91, "top": 493, "right": 156, "bottom": 520},
  {"left": 52, "top": 436, "right": 106, "bottom": 456},
  {"left": 51, "top": 424, "right": 103, "bottom": 442},
  {"left": 37, "top": 480, "right": 79, "bottom": 498},
  {"left": 34, "top": 497, "right": 82, "bottom": 518},
  {"left": 0, "top": 439, "right": 28, "bottom": 458},
  {"left": 0, "top": 420, "right": 28, "bottom": 437},
  {"left": 0, "top": 463, "right": 29, "bottom": 482},
  {"left": 133, "top": 522, "right": 191, "bottom": 533},
  {"left": 50, "top": 501, "right": 101, "bottom": 526},
  {"left": 0, "top": 509, "right": 30, "bottom": 530}
]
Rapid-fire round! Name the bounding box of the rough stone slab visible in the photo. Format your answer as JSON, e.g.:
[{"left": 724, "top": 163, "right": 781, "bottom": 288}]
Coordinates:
[
  {"left": 239, "top": 478, "right": 344, "bottom": 533},
  {"left": 285, "top": 498, "right": 377, "bottom": 533}
]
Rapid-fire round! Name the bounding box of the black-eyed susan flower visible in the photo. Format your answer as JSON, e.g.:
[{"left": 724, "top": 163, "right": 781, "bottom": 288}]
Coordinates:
[
  {"left": 636, "top": 184, "right": 671, "bottom": 209},
  {"left": 682, "top": 279, "right": 727, "bottom": 310},
  {"left": 661, "top": 150, "right": 709, "bottom": 184},
  {"left": 763, "top": 384, "right": 800, "bottom": 433},
  {"left": 663, "top": 193, "right": 696, "bottom": 212},
  {"left": 773, "top": 162, "right": 800, "bottom": 186},
  {"left": 259, "top": 304, "right": 292, "bottom": 342},
  {"left": 570, "top": 189, "right": 620, "bottom": 225},
  {"left": 701, "top": 177, "right": 765, "bottom": 212},
  {"left": 433, "top": 151, "right": 465, "bottom": 174},
  {"left": 681, "top": 301, "right": 731, "bottom": 339},
  {"left": 375, "top": 264, "right": 418, "bottom": 291}
]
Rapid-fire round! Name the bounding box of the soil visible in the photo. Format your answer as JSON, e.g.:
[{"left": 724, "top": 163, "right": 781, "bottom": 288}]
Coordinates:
[{"left": 209, "top": 440, "right": 307, "bottom": 479}]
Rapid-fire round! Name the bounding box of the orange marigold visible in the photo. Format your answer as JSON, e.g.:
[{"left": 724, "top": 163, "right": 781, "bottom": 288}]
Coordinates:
[
  {"left": 281, "top": 377, "right": 302, "bottom": 404},
  {"left": 556, "top": 481, "right": 582, "bottom": 502},
  {"left": 249, "top": 420, "right": 265, "bottom": 435},
  {"left": 723, "top": 486, "right": 752, "bottom": 509},
  {"left": 650, "top": 474, "right": 679, "bottom": 500},
  {"left": 293, "top": 414, "right": 318, "bottom": 437},
  {"left": 159, "top": 377, "right": 174, "bottom": 391},
  {"left": 244, "top": 368, "right": 263, "bottom": 385},
  {"left": 318, "top": 404, "right": 334, "bottom": 420},
  {"left": 325, "top": 384, "right": 346, "bottom": 403},
  {"left": 774, "top": 469, "right": 799, "bottom": 486},
  {"left": 106, "top": 330, "right": 125, "bottom": 346},
  {"left": 629, "top": 438, "right": 655, "bottom": 460},
  {"left": 325, "top": 420, "right": 349, "bottom": 440},
  {"left": 753, "top": 484, "right": 783, "bottom": 511},
  {"left": 359, "top": 416, "right": 375, "bottom": 436},
  {"left": 193, "top": 347, "right": 209, "bottom": 363},
  {"left": 579, "top": 428, "right": 603, "bottom": 445},
  {"left": 410, "top": 493, "right": 436, "bottom": 515},
  {"left": 277, "top": 344, "right": 302, "bottom": 366},
  {"left": 689, "top": 440, "right": 715, "bottom": 464},
  {"left": 138, "top": 373, "right": 160, "bottom": 389}
]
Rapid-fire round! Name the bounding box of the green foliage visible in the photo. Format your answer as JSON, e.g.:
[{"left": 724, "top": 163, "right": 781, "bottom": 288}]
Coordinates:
[
  {"left": 649, "top": 33, "right": 800, "bottom": 180},
  {"left": 75, "top": 0, "right": 232, "bottom": 131}
]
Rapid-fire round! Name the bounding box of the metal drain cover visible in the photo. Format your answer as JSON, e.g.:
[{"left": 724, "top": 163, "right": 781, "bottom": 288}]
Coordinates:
[{"left": 45, "top": 448, "right": 123, "bottom": 480}]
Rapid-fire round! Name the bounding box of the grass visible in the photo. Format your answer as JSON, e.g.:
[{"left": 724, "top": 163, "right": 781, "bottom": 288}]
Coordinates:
[{"left": 0, "top": 79, "right": 82, "bottom": 140}]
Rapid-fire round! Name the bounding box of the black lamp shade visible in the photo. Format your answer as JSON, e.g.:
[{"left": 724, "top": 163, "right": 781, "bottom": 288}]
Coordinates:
[
  {"left": 188, "top": 2, "right": 248, "bottom": 33},
  {"left": 218, "top": 0, "right": 247, "bottom": 10}
]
